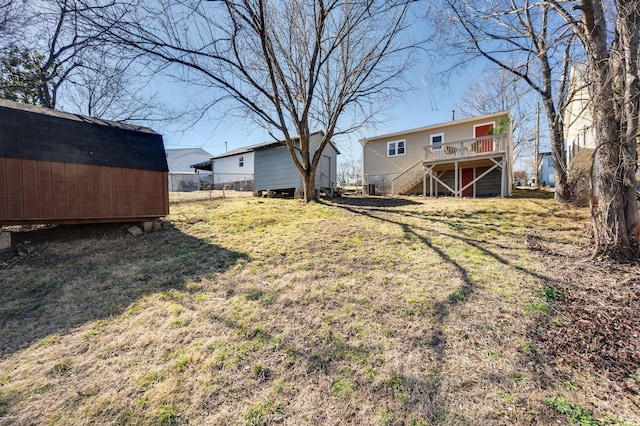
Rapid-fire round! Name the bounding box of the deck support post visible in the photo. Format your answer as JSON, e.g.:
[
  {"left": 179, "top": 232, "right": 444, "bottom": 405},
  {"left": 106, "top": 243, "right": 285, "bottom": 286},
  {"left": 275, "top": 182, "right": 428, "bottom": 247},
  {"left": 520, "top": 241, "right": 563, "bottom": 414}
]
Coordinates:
[
  {"left": 423, "top": 167, "right": 427, "bottom": 198},
  {"left": 500, "top": 156, "right": 506, "bottom": 197},
  {"left": 454, "top": 161, "right": 459, "bottom": 198}
]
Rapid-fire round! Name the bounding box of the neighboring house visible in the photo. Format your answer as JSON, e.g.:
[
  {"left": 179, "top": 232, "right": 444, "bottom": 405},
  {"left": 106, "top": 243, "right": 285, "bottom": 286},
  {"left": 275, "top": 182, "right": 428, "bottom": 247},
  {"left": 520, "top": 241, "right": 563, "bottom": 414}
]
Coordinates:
[
  {"left": 165, "top": 148, "right": 213, "bottom": 192},
  {"left": 192, "top": 131, "right": 340, "bottom": 196},
  {"left": 538, "top": 152, "right": 555, "bottom": 187},
  {"left": 361, "top": 111, "right": 513, "bottom": 197},
  {"left": 563, "top": 64, "right": 600, "bottom": 200},
  {"left": 192, "top": 143, "right": 259, "bottom": 191},
  {"left": 0, "top": 99, "right": 169, "bottom": 225},
  {"left": 565, "top": 64, "right": 596, "bottom": 163}
]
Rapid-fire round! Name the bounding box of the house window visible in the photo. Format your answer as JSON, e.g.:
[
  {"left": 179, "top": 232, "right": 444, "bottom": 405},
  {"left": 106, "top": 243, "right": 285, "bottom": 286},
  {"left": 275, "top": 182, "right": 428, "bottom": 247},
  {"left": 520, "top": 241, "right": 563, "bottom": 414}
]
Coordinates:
[
  {"left": 239, "top": 156, "right": 244, "bottom": 167},
  {"left": 387, "top": 140, "right": 406, "bottom": 157},
  {"left": 430, "top": 133, "right": 444, "bottom": 151},
  {"left": 546, "top": 156, "right": 553, "bottom": 167}
]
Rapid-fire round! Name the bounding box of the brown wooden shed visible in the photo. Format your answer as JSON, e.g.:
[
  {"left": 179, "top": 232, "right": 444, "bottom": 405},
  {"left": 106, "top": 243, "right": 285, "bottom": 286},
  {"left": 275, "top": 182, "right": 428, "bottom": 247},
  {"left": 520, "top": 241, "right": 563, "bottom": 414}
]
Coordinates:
[{"left": 0, "top": 100, "right": 169, "bottom": 225}]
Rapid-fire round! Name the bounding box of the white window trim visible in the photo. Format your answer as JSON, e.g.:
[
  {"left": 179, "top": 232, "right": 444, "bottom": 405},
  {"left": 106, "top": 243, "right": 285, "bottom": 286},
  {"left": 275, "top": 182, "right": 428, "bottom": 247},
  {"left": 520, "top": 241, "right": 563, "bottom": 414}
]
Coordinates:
[
  {"left": 430, "top": 133, "right": 444, "bottom": 151},
  {"left": 387, "top": 139, "right": 406, "bottom": 157}
]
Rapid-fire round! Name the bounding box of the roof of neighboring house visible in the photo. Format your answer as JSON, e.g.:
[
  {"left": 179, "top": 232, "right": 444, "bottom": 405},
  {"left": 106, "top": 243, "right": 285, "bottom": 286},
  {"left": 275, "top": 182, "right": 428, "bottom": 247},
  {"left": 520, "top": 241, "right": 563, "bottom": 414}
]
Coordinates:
[
  {"left": 166, "top": 147, "right": 212, "bottom": 156},
  {"left": 210, "top": 140, "right": 283, "bottom": 160},
  {"left": 191, "top": 130, "right": 339, "bottom": 171},
  {"left": 0, "top": 99, "right": 168, "bottom": 172},
  {"left": 165, "top": 147, "right": 214, "bottom": 172},
  {"left": 360, "top": 110, "right": 510, "bottom": 144}
]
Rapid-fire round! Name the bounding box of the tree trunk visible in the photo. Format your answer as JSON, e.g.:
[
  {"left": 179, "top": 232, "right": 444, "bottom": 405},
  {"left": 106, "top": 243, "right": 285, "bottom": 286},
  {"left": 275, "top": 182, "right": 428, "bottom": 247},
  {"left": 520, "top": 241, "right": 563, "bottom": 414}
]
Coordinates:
[
  {"left": 584, "top": 0, "right": 640, "bottom": 259},
  {"left": 302, "top": 169, "right": 316, "bottom": 203}
]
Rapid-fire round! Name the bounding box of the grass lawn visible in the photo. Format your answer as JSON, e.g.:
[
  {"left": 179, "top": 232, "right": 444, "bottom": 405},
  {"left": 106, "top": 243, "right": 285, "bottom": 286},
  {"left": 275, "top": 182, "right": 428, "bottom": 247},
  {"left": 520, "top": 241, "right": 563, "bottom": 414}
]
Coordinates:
[{"left": 1, "top": 192, "right": 638, "bottom": 425}]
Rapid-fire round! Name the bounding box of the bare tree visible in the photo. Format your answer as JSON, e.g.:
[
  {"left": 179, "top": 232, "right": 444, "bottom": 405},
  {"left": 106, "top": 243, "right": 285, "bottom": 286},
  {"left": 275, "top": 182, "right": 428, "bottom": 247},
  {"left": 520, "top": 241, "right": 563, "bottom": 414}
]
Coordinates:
[
  {"left": 0, "top": 0, "right": 23, "bottom": 37},
  {"left": 65, "top": 55, "right": 170, "bottom": 123},
  {"left": 0, "top": 0, "right": 162, "bottom": 124},
  {"left": 86, "top": 0, "right": 417, "bottom": 202},
  {"left": 337, "top": 153, "right": 362, "bottom": 186},
  {"left": 547, "top": 0, "right": 640, "bottom": 259},
  {"left": 454, "top": 68, "right": 538, "bottom": 167},
  {"left": 430, "top": 0, "right": 578, "bottom": 202}
]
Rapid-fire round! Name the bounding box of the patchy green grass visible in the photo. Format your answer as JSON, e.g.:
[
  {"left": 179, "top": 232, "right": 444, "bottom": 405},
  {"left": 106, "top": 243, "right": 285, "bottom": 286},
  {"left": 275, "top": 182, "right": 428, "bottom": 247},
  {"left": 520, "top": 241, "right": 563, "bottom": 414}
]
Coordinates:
[{"left": 0, "top": 193, "right": 636, "bottom": 424}]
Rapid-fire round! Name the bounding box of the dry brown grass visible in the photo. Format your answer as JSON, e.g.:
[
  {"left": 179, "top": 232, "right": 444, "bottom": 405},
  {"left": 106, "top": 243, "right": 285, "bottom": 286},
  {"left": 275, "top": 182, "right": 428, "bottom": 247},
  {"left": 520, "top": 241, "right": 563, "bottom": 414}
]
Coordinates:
[
  {"left": 0, "top": 192, "right": 638, "bottom": 425},
  {"left": 169, "top": 190, "right": 253, "bottom": 203}
]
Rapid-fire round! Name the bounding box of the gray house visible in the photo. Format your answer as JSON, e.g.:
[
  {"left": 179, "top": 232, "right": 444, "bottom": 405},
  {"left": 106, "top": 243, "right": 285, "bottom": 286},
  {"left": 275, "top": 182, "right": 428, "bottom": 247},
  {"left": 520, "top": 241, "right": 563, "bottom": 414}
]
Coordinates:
[{"left": 193, "top": 131, "right": 339, "bottom": 196}]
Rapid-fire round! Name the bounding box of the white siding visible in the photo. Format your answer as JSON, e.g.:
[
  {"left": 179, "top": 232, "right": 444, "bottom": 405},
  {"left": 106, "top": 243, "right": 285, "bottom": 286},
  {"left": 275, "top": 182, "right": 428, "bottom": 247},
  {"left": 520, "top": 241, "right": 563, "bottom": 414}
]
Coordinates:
[
  {"left": 254, "top": 133, "right": 339, "bottom": 192},
  {"left": 165, "top": 148, "right": 213, "bottom": 172},
  {"left": 362, "top": 115, "right": 506, "bottom": 178}
]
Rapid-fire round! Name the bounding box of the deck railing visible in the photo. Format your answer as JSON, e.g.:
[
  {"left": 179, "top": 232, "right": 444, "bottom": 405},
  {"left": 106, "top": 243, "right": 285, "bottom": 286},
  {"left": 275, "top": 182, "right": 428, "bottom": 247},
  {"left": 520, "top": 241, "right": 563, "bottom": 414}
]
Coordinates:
[{"left": 423, "top": 134, "right": 507, "bottom": 162}]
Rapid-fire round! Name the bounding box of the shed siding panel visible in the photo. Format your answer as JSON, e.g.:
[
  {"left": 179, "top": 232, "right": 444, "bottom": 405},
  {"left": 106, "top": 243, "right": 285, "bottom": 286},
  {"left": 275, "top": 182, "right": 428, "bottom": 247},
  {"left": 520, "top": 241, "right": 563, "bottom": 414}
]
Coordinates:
[
  {"left": 65, "top": 163, "right": 80, "bottom": 218},
  {"left": 0, "top": 158, "right": 7, "bottom": 219},
  {"left": 254, "top": 146, "right": 300, "bottom": 191},
  {"left": 0, "top": 160, "right": 168, "bottom": 224},
  {"left": 21, "top": 160, "right": 38, "bottom": 219},
  {"left": 89, "top": 166, "right": 102, "bottom": 218},
  {"left": 111, "top": 167, "right": 124, "bottom": 218},
  {"left": 101, "top": 167, "right": 114, "bottom": 217},
  {"left": 37, "top": 161, "right": 54, "bottom": 219},
  {"left": 6, "top": 158, "right": 24, "bottom": 219},
  {"left": 51, "top": 162, "right": 66, "bottom": 219},
  {"left": 77, "top": 164, "right": 93, "bottom": 218},
  {"left": 314, "top": 143, "right": 338, "bottom": 189}
]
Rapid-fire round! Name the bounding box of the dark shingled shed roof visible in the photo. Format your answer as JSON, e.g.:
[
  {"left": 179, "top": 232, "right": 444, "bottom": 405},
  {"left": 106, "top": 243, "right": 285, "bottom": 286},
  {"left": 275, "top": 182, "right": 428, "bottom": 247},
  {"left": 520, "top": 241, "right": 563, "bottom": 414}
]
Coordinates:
[{"left": 0, "top": 99, "right": 168, "bottom": 172}]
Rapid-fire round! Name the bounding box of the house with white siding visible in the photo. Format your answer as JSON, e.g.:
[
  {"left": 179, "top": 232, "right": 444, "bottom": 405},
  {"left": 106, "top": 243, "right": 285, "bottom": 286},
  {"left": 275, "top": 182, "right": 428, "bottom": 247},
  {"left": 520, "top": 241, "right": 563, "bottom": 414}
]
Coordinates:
[
  {"left": 361, "top": 111, "right": 513, "bottom": 197},
  {"left": 165, "top": 148, "right": 214, "bottom": 191},
  {"left": 192, "top": 131, "right": 339, "bottom": 195}
]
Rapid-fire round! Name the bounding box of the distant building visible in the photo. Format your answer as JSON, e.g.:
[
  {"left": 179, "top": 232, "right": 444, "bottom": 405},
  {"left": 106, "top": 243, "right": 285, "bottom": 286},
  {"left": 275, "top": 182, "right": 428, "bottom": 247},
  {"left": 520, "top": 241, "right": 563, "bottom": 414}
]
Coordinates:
[
  {"left": 538, "top": 152, "right": 555, "bottom": 187},
  {"left": 165, "top": 148, "right": 213, "bottom": 192},
  {"left": 361, "top": 111, "right": 513, "bottom": 197},
  {"left": 192, "top": 132, "right": 339, "bottom": 195}
]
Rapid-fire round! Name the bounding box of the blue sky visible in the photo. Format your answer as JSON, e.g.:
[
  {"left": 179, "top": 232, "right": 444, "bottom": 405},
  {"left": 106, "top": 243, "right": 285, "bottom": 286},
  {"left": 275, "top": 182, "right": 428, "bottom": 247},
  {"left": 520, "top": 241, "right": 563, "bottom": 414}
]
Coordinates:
[
  {"left": 155, "top": 62, "right": 479, "bottom": 162},
  {"left": 149, "top": 4, "right": 485, "bottom": 162}
]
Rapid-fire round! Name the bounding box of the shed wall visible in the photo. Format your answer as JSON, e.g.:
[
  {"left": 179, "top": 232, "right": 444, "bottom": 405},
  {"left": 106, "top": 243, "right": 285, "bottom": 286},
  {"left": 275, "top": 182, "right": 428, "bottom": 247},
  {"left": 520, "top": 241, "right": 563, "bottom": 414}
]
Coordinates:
[
  {"left": 254, "top": 145, "right": 301, "bottom": 191},
  {"left": 0, "top": 158, "right": 168, "bottom": 224},
  {"left": 314, "top": 142, "right": 338, "bottom": 189}
]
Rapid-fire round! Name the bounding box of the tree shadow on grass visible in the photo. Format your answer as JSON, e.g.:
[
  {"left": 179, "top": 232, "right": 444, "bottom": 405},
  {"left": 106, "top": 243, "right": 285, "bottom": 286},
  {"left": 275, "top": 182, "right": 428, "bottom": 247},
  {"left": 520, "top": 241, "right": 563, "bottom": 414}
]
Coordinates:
[
  {"left": 0, "top": 223, "right": 248, "bottom": 356},
  {"left": 324, "top": 196, "right": 566, "bottom": 422},
  {"left": 330, "top": 195, "right": 421, "bottom": 208},
  {"left": 324, "top": 198, "right": 476, "bottom": 421}
]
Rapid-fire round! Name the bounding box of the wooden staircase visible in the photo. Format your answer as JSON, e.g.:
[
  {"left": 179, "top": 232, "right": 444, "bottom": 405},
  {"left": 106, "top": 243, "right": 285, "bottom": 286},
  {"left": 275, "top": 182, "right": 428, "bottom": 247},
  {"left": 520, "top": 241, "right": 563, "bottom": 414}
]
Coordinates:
[{"left": 391, "top": 160, "right": 424, "bottom": 195}]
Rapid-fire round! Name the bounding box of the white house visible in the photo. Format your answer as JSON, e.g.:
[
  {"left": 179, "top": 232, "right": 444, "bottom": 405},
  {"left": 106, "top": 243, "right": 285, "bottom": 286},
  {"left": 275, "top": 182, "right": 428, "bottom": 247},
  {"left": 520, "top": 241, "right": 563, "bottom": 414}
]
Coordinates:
[
  {"left": 195, "top": 144, "right": 259, "bottom": 191},
  {"left": 565, "top": 64, "right": 596, "bottom": 162},
  {"left": 165, "top": 148, "right": 214, "bottom": 191}
]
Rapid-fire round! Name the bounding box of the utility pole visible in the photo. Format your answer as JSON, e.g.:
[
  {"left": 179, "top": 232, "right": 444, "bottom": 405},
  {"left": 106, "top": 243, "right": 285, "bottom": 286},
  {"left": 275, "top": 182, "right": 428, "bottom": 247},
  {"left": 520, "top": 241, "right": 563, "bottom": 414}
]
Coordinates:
[{"left": 534, "top": 102, "right": 540, "bottom": 188}]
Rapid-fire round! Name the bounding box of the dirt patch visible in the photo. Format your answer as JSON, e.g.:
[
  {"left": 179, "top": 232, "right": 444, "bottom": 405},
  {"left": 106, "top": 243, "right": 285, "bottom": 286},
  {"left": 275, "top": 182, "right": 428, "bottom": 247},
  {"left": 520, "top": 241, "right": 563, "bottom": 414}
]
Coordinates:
[
  {"left": 531, "top": 255, "right": 640, "bottom": 407},
  {"left": 0, "top": 223, "right": 145, "bottom": 270}
]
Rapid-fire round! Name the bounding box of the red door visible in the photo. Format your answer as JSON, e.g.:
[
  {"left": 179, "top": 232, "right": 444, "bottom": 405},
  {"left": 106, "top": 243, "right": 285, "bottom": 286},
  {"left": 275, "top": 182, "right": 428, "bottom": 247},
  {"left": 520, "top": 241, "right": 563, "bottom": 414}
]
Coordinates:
[
  {"left": 460, "top": 168, "right": 474, "bottom": 197},
  {"left": 475, "top": 123, "right": 494, "bottom": 153}
]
